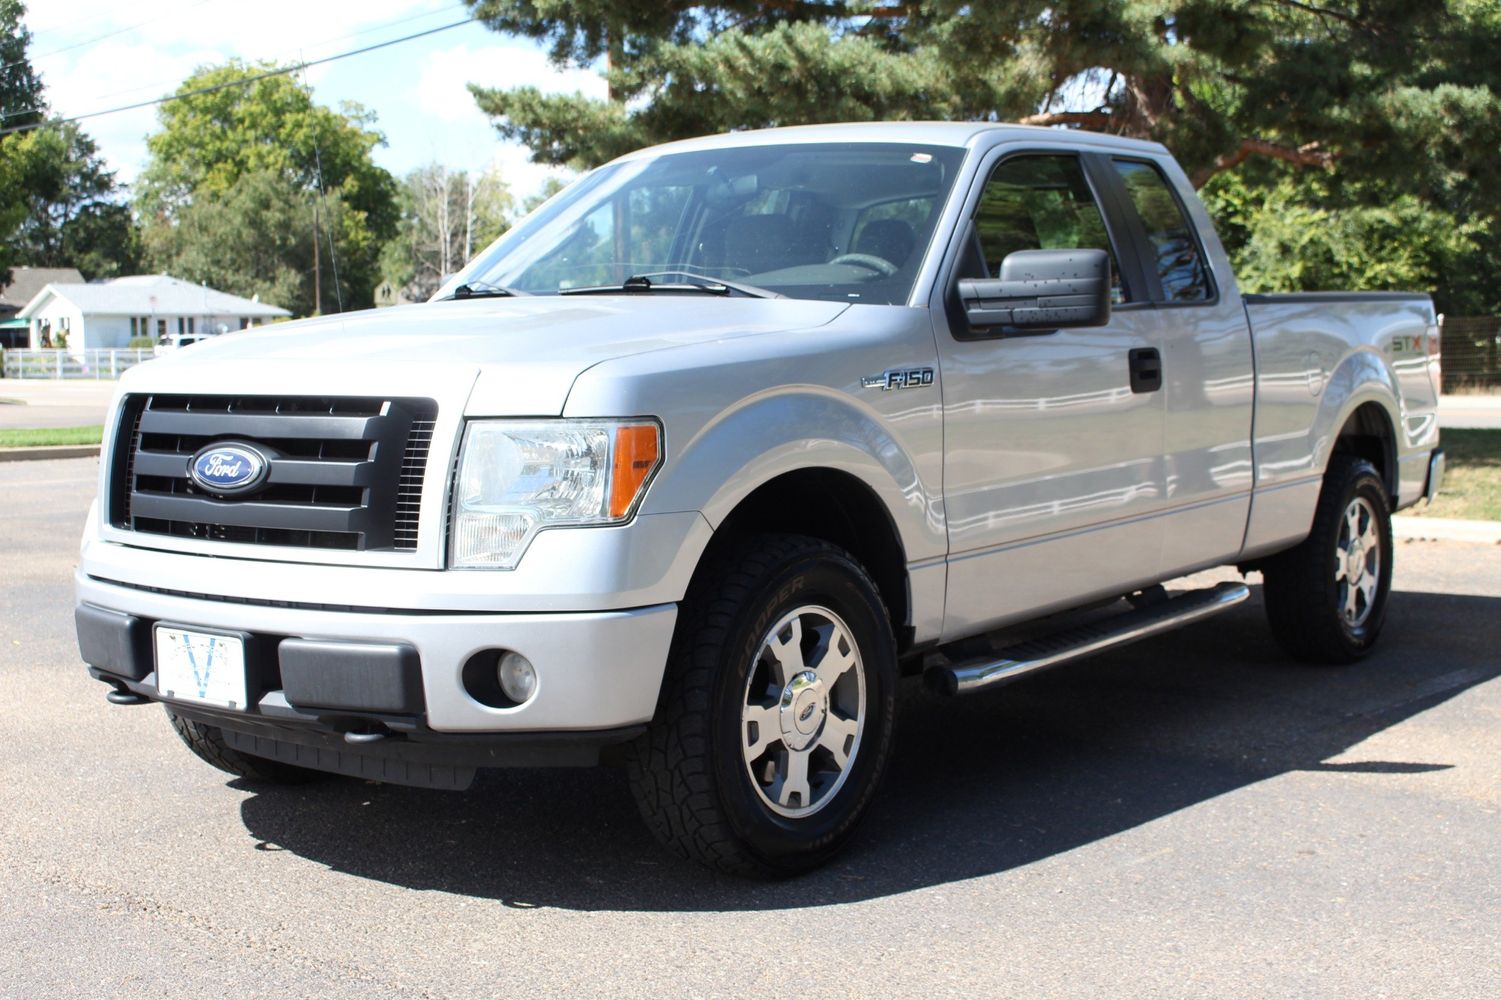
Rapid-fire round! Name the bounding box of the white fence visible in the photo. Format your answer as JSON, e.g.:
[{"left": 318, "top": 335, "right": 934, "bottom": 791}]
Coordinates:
[{"left": 1, "top": 349, "right": 154, "bottom": 380}]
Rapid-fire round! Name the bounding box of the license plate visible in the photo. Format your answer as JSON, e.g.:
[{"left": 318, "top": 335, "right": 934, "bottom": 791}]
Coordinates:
[{"left": 154, "top": 627, "right": 248, "bottom": 710}]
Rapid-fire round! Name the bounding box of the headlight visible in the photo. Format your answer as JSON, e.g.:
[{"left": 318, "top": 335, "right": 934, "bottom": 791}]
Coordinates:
[{"left": 450, "top": 419, "right": 662, "bottom": 569}]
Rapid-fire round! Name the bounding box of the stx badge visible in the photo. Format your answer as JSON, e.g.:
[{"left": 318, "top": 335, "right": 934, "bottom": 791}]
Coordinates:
[{"left": 861, "top": 367, "right": 935, "bottom": 391}]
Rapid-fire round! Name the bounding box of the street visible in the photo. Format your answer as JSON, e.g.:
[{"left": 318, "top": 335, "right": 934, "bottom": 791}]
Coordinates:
[{"left": 1, "top": 457, "right": 1498, "bottom": 998}]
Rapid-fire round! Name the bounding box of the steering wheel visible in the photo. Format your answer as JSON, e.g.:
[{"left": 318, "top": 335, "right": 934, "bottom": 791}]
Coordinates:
[{"left": 827, "top": 253, "right": 899, "bottom": 276}]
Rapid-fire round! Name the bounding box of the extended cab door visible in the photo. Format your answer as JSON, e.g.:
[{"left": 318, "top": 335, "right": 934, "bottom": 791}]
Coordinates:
[
  {"left": 931, "top": 148, "right": 1170, "bottom": 640},
  {"left": 1097, "top": 156, "right": 1256, "bottom": 575}
]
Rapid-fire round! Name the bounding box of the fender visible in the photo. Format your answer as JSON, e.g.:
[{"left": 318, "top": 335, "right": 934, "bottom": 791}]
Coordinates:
[
  {"left": 656, "top": 387, "right": 942, "bottom": 561},
  {"left": 1313, "top": 347, "right": 1401, "bottom": 482}
]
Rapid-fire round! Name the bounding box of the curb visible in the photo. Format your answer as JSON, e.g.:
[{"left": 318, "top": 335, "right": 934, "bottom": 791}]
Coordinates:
[
  {"left": 1393, "top": 514, "right": 1501, "bottom": 544},
  {"left": 0, "top": 445, "right": 100, "bottom": 463}
]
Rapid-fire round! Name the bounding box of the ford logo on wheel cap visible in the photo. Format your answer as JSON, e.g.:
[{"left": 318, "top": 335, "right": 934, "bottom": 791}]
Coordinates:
[{"left": 188, "top": 443, "right": 270, "bottom": 496}]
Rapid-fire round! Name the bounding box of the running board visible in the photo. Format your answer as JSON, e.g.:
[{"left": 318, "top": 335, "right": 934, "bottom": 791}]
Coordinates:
[{"left": 925, "top": 581, "right": 1250, "bottom": 696}]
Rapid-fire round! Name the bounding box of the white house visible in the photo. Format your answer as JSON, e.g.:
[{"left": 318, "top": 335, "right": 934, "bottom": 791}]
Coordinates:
[
  {"left": 19, "top": 274, "right": 291, "bottom": 352},
  {"left": 0, "top": 266, "right": 83, "bottom": 349}
]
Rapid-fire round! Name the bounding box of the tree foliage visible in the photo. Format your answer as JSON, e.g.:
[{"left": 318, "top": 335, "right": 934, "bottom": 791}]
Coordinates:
[
  {"left": 0, "top": 0, "right": 44, "bottom": 282},
  {"left": 138, "top": 61, "right": 400, "bottom": 312},
  {"left": 6, "top": 123, "right": 140, "bottom": 279},
  {"left": 381, "top": 163, "right": 515, "bottom": 301},
  {"left": 145, "top": 170, "right": 326, "bottom": 313},
  {"left": 468, "top": 1, "right": 1501, "bottom": 312},
  {"left": 2, "top": 2, "right": 139, "bottom": 283}
]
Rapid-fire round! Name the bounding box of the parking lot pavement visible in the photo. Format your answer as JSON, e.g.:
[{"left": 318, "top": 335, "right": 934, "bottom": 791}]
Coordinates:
[
  {"left": 2, "top": 457, "right": 1498, "bottom": 998},
  {"left": 0, "top": 380, "right": 117, "bottom": 429}
]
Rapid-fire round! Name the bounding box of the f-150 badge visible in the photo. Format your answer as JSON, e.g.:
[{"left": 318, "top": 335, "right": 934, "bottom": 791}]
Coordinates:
[{"left": 861, "top": 367, "right": 935, "bottom": 391}]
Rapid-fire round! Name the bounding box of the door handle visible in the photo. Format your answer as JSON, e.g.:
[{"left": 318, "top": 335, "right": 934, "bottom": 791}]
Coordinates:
[{"left": 1128, "top": 348, "right": 1162, "bottom": 394}]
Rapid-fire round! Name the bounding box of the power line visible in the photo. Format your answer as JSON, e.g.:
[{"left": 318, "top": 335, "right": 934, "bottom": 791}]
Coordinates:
[
  {"left": 1, "top": 0, "right": 218, "bottom": 76},
  {"left": 5, "top": 3, "right": 468, "bottom": 117},
  {"left": 0, "top": 17, "right": 476, "bottom": 137}
]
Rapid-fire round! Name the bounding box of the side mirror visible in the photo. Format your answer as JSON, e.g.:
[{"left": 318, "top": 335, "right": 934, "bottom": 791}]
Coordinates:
[{"left": 956, "top": 248, "right": 1111, "bottom": 332}]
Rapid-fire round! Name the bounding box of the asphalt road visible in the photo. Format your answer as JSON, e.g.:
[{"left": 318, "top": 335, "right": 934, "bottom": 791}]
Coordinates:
[
  {"left": 2, "top": 458, "right": 1498, "bottom": 998},
  {"left": 0, "top": 381, "right": 116, "bottom": 430}
]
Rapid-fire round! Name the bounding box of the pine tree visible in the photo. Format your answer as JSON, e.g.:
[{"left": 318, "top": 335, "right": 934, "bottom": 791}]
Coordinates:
[{"left": 466, "top": 1, "right": 1501, "bottom": 311}]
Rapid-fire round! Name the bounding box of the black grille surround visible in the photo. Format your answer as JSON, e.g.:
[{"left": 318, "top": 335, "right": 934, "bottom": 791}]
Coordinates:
[{"left": 110, "top": 394, "right": 438, "bottom": 552}]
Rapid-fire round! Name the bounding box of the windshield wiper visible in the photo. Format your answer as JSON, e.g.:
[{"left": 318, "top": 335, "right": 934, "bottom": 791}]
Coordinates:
[
  {"left": 441, "top": 280, "right": 525, "bottom": 300},
  {"left": 560, "top": 272, "right": 782, "bottom": 299}
]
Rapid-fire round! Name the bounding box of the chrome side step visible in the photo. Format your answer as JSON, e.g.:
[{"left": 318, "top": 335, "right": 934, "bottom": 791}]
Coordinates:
[{"left": 925, "top": 581, "right": 1250, "bottom": 696}]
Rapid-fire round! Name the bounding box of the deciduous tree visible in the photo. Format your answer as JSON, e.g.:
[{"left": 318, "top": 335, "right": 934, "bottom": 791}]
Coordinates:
[{"left": 138, "top": 61, "right": 400, "bottom": 311}]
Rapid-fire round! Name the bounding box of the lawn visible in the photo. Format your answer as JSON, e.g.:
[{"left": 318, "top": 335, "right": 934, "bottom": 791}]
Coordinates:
[
  {"left": 0, "top": 425, "right": 104, "bottom": 448},
  {"left": 1409, "top": 428, "right": 1501, "bottom": 522}
]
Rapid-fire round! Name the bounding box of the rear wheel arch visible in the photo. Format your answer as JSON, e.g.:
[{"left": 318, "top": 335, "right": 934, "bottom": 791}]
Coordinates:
[{"left": 1332, "top": 401, "right": 1398, "bottom": 505}]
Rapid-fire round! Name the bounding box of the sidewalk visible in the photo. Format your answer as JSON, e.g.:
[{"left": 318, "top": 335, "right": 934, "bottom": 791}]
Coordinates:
[
  {"left": 1441, "top": 393, "right": 1501, "bottom": 429},
  {"left": 1392, "top": 514, "right": 1501, "bottom": 544}
]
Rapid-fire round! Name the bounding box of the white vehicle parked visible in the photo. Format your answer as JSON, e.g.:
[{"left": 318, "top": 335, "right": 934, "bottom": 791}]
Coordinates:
[{"left": 76, "top": 124, "right": 1443, "bottom": 875}]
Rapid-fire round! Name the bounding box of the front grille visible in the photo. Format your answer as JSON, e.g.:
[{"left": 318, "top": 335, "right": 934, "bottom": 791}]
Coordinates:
[{"left": 111, "top": 394, "right": 439, "bottom": 552}]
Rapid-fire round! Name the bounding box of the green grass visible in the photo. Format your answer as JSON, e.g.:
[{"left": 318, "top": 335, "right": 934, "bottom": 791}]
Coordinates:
[
  {"left": 1408, "top": 428, "right": 1501, "bottom": 522},
  {"left": 0, "top": 425, "right": 103, "bottom": 448}
]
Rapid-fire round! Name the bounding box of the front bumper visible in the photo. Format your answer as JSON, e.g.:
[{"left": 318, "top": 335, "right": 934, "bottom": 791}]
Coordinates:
[{"left": 76, "top": 572, "right": 678, "bottom": 736}]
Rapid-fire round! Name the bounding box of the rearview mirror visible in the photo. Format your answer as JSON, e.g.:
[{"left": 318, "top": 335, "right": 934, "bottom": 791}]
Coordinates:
[{"left": 956, "top": 248, "right": 1111, "bottom": 332}]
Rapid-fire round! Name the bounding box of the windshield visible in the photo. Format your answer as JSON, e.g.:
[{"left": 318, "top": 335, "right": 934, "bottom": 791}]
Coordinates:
[{"left": 445, "top": 142, "right": 967, "bottom": 305}]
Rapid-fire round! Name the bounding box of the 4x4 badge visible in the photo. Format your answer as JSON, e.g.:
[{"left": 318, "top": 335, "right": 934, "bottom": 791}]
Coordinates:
[{"left": 861, "top": 367, "right": 935, "bottom": 391}]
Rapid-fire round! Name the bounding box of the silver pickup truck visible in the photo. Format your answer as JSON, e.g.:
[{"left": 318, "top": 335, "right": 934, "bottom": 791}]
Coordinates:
[{"left": 75, "top": 123, "right": 1443, "bottom": 876}]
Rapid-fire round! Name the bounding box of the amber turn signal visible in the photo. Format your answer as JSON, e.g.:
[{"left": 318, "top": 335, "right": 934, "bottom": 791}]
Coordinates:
[{"left": 609, "top": 423, "right": 661, "bottom": 518}]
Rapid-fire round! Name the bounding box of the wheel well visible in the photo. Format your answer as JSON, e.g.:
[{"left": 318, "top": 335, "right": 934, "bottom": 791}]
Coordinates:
[
  {"left": 1333, "top": 402, "right": 1397, "bottom": 502},
  {"left": 704, "top": 469, "right": 911, "bottom": 648}
]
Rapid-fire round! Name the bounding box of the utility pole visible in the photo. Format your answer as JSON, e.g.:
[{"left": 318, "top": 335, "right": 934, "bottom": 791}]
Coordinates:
[{"left": 312, "top": 200, "right": 322, "bottom": 315}]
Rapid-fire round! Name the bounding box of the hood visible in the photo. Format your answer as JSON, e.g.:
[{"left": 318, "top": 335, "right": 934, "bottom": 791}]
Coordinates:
[{"left": 119, "top": 295, "right": 850, "bottom": 416}]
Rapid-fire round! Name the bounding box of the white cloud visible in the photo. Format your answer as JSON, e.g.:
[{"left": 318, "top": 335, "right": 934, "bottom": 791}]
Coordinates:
[
  {"left": 22, "top": 2, "right": 603, "bottom": 200},
  {"left": 405, "top": 41, "right": 608, "bottom": 196},
  {"left": 28, "top": 0, "right": 456, "bottom": 58}
]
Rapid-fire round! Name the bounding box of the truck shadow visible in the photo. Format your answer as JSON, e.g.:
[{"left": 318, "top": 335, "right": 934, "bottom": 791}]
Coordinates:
[{"left": 237, "top": 586, "right": 1499, "bottom": 911}]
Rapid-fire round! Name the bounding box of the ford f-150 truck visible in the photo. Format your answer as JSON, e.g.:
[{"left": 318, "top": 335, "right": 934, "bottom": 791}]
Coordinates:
[{"left": 75, "top": 123, "right": 1444, "bottom": 876}]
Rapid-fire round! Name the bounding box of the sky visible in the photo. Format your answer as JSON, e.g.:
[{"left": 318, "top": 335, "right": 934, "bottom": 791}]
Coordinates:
[{"left": 21, "top": 0, "right": 609, "bottom": 201}]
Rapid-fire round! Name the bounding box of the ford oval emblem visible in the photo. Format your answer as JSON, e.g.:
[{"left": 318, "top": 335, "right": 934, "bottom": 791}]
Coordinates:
[{"left": 188, "top": 443, "right": 270, "bottom": 496}]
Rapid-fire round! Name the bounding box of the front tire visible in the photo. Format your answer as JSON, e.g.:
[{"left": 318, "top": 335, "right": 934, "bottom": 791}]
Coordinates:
[
  {"left": 166, "top": 710, "right": 322, "bottom": 785},
  {"left": 626, "top": 534, "right": 898, "bottom": 877},
  {"left": 1262, "top": 455, "right": 1394, "bottom": 663}
]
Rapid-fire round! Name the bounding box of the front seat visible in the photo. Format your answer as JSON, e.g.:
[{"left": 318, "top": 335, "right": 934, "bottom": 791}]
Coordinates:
[
  {"left": 722, "top": 214, "right": 796, "bottom": 275},
  {"left": 853, "top": 219, "right": 916, "bottom": 268}
]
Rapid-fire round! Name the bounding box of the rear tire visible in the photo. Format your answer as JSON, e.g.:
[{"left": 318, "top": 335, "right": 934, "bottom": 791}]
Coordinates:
[
  {"left": 1262, "top": 455, "right": 1393, "bottom": 664},
  {"left": 166, "top": 710, "right": 322, "bottom": 785},
  {"left": 626, "top": 534, "right": 898, "bottom": 877}
]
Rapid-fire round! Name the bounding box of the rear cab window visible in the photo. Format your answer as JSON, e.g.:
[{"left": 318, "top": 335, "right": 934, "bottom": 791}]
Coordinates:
[{"left": 1110, "top": 160, "right": 1213, "bottom": 303}]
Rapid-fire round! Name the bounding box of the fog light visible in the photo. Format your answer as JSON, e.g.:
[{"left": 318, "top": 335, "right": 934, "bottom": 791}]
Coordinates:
[{"left": 497, "top": 651, "right": 537, "bottom": 704}]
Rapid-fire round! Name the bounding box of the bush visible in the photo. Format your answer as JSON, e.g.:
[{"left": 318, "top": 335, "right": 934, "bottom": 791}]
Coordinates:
[{"left": 126, "top": 336, "right": 155, "bottom": 349}]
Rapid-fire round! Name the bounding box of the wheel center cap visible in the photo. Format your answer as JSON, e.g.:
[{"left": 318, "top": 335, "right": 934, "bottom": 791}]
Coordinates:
[
  {"left": 779, "top": 670, "right": 827, "bottom": 750},
  {"left": 1346, "top": 543, "right": 1366, "bottom": 582}
]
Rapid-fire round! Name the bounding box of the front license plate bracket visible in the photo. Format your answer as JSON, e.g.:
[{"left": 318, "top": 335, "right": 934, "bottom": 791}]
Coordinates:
[{"left": 154, "top": 624, "right": 253, "bottom": 711}]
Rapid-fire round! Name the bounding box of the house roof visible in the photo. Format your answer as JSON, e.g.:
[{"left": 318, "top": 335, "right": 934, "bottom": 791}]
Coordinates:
[
  {"left": 0, "top": 267, "right": 85, "bottom": 310},
  {"left": 18, "top": 274, "right": 292, "bottom": 319}
]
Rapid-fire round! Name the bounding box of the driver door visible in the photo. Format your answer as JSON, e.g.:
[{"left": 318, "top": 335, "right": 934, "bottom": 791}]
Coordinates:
[{"left": 935, "top": 150, "right": 1169, "bottom": 640}]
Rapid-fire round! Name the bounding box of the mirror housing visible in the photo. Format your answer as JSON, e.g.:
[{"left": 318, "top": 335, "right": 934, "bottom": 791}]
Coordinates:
[{"left": 957, "top": 248, "right": 1111, "bottom": 332}]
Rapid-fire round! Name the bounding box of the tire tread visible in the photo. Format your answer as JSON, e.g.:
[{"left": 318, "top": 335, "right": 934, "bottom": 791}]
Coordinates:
[
  {"left": 626, "top": 534, "right": 890, "bottom": 877},
  {"left": 1262, "top": 455, "right": 1392, "bottom": 664}
]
